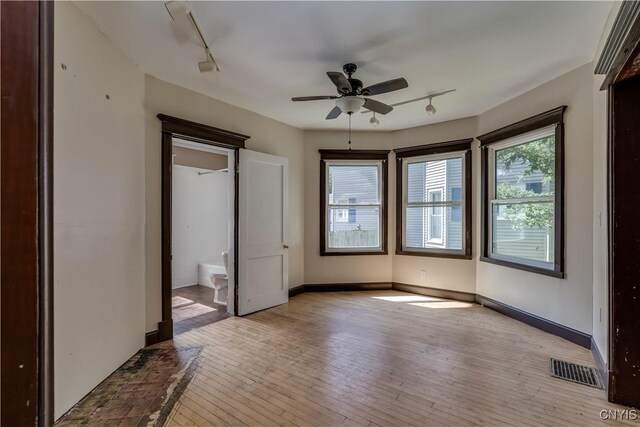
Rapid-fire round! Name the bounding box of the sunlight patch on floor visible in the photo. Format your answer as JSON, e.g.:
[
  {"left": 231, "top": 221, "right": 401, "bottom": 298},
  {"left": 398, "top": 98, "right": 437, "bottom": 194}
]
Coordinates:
[
  {"left": 409, "top": 301, "right": 473, "bottom": 309},
  {"left": 172, "top": 296, "right": 194, "bottom": 307},
  {"left": 372, "top": 295, "right": 443, "bottom": 302},
  {"left": 372, "top": 294, "right": 473, "bottom": 309},
  {"left": 172, "top": 303, "right": 217, "bottom": 321}
]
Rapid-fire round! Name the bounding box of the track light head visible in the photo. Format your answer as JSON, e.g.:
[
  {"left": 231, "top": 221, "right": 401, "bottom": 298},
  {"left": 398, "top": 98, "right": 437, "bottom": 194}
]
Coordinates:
[
  {"left": 198, "top": 60, "right": 215, "bottom": 73},
  {"left": 425, "top": 97, "right": 436, "bottom": 116},
  {"left": 198, "top": 49, "right": 219, "bottom": 73},
  {"left": 165, "top": 0, "right": 191, "bottom": 19}
]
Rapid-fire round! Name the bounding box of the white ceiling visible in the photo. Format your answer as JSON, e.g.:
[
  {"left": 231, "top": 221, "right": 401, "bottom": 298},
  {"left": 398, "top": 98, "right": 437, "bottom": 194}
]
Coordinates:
[{"left": 73, "top": 1, "right": 612, "bottom": 131}]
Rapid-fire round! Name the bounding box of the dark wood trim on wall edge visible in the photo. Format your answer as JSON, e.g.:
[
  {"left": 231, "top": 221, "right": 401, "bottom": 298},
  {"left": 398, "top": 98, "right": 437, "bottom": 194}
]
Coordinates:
[
  {"left": 305, "top": 282, "right": 392, "bottom": 292},
  {"left": 392, "top": 282, "right": 476, "bottom": 302},
  {"left": 476, "top": 295, "right": 591, "bottom": 349},
  {"left": 479, "top": 255, "right": 564, "bottom": 279},
  {"left": 288, "top": 285, "right": 306, "bottom": 297},
  {"left": 145, "top": 330, "right": 160, "bottom": 347},
  {"left": 393, "top": 138, "right": 473, "bottom": 158},
  {"left": 477, "top": 106, "right": 567, "bottom": 146},
  {"left": 157, "top": 114, "right": 249, "bottom": 148},
  {"left": 319, "top": 149, "right": 390, "bottom": 160}
]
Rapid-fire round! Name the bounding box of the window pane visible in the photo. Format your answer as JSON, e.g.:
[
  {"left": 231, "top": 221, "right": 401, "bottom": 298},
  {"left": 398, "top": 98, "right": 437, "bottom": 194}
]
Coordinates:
[
  {"left": 329, "top": 165, "right": 379, "bottom": 204},
  {"left": 328, "top": 207, "right": 380, "bottom": 249},
  {"left": 407, "top": 157, "right": 462, "bottom": 203},
  {"left": 492, "top": 201, "right": 554, "bottom": 266},
  {"left": 495, "top": 135, "right": 555, "bottom": 200},
  {"left": 405, "top": 205, "right": 463, "bottom": 250}
]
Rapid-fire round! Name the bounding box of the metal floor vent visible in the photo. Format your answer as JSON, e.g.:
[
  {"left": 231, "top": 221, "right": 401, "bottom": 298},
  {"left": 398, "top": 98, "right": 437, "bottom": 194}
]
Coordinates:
[{"left": 550, "top": 358, "right": 602, "bottom": 389}]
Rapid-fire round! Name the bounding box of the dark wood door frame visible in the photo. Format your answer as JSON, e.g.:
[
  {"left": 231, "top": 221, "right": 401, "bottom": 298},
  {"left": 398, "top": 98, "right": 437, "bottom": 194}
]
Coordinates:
[
  {"left": 608, "top": 75, "right": 640, "bottom": 408},
  {"left": 151, "top": 114, "right": 249, "bottom": 345},
  {"left": 1, "top": 1, "right": 54, "bottom": 425},
  {"left": 594, "top": 3, "right": 640, "bottom": 407}
]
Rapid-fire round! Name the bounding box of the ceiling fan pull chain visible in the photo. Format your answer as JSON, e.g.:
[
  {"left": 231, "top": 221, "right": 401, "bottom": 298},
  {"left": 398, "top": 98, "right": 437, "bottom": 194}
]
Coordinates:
[{"left": 348, "top": 113, "right": 352, "bottom": 151}]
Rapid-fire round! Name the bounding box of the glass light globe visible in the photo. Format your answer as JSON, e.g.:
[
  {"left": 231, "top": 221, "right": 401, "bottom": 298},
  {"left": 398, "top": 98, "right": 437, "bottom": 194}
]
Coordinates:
[{"left": 369, "top": 115, "right": 380, "bottom": 127}]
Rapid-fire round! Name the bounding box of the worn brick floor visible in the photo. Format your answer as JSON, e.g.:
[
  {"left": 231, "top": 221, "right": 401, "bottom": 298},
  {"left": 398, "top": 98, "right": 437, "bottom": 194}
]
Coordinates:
[{"left": 56, "top": 345, "right": 202, "bottom": 426}]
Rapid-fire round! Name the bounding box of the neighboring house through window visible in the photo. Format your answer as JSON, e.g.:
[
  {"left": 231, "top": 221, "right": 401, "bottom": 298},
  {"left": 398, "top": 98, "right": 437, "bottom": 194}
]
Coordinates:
[
  {"left": 478, "top": 106, "right": 566, "bottom": 277},
  {"left": 320, "top": 149, "right": 389, "bottom": 255},
  {"left": 394, "top": 139, "right": 473, "bottom": 258}
]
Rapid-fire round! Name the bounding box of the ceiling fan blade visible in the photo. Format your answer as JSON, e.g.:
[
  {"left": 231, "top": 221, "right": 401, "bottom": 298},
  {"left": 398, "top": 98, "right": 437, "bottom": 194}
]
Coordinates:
[
  {"left": 291, "top": 96, "right": 339, "bottom": 101},
  {"left": 327, "top": 72, "right": 352, "bottom": 94},
  {"left": 363, "top": 98, "right": 393, "bottom": 115},
  {"left": 326, "top": 106, "right": 342, "bottom": 120},
  {"left": 363, "top": 78, "right": 408, "bottom": 96}
]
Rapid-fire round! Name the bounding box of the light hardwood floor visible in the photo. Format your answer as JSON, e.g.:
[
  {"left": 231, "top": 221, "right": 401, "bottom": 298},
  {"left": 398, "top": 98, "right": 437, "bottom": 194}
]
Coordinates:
[{"left": 157, "top": 291, "right": 634, "bottom": 427}]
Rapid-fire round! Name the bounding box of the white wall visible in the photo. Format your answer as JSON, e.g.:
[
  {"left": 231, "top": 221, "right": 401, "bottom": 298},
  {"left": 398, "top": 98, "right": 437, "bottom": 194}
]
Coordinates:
[
  {"left": 172, "top": 165, "right": 228, "bottom": 289},
  {"left": 54, "top": 2, "right": 145, "bottom": 419},
  {"left": 475, "top": 63, "right": 595, "bottom": 334},
  {"left": 145, "top": 76, "right": 305, "bottom": 332}
]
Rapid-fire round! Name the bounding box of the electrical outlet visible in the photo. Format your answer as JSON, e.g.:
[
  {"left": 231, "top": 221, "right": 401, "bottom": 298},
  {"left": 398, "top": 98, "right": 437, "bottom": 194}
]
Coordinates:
[{"left": 420, "top": 270, "right": 426, "bottom": 279}]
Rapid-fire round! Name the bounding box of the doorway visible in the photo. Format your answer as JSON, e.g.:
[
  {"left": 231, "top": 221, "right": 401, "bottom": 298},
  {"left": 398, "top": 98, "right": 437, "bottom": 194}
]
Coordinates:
[
  {"left": 153, "top": 114, "right": 247, "bottom": 344},
  {"left": 154, "top": 114, "right": 290, "bottom": 344},
  {"left": 171, "top": 139, "right": 234, "bottom": 335}
]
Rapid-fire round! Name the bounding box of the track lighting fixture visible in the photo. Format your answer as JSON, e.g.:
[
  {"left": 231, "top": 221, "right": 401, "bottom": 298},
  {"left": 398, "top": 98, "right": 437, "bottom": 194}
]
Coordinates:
[
  {"left": 369, "top": 112, "right": 380, "bottom": 127},
  {"left": 165, "top": 0, "right": 220, "bottom": 72},
  {"left": 360, "top": 89, "right": 455, "bottom": 118}
]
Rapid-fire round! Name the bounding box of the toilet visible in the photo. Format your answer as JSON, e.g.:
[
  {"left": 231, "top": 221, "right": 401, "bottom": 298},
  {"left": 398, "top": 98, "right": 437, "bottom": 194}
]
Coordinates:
[
  {"left": 210, "top": 252, "right": 229, "bottom": 305},
  {"left": 197, "top": 252, "right": 229, "bottom": 305}
]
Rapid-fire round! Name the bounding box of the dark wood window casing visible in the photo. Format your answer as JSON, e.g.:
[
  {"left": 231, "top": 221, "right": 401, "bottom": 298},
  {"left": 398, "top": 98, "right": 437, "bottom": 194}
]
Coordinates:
[
  {"left": 477, "top": 106, "right": 566, "bottom": 278},
  {"left": 319, "top": 149, "right": 390, "bottom": 256},
  {"left": 394, "top": 139, "right": 473, "bottom": 259}
]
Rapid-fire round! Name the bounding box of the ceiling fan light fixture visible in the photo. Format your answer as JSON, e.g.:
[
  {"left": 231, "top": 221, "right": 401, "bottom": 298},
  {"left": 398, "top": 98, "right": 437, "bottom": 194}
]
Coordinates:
[
  {"left": 369, "top": 113, "right": 380, "bottom": 127},
  {"left": 336, "top": 96, "right": 366, "bottom": 115},
  {"left": 425, "top": 97, "right": 436, "bottom": 116}
]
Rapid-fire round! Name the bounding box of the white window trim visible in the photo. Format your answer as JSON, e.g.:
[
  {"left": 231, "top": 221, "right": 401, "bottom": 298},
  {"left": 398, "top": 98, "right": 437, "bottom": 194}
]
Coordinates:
[
  {"left": 426, "top": 188, "right": 445, "bottom": 245},
  {"left": 401, "top": 151, "right": 466, "bottom": 254},
  {"left": 324, "top": 159, "right": 384, "bottom": 252},
  {"left": 487, "top": 125, "right": 556, "bottom": 270}
]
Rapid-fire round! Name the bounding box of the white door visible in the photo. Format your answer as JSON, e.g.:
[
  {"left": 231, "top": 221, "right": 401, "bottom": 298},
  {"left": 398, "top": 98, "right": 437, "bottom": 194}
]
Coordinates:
[{"left": 238, "top": 149, "right": 289, "bottom": 315}]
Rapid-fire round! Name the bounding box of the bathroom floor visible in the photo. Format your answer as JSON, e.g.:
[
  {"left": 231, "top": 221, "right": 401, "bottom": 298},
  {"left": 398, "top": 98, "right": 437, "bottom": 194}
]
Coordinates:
[{"left": 172, "top": 285, "right": 230, "bottom": 336}]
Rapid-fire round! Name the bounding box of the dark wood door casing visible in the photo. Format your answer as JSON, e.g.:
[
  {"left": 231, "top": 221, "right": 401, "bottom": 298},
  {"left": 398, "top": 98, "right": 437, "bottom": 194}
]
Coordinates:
[
  {"left": 1, "top": 1, "right": 54, "bottom": 425},
  {"left": 609, "top": 75, "right": 640, "bottom": 408}
]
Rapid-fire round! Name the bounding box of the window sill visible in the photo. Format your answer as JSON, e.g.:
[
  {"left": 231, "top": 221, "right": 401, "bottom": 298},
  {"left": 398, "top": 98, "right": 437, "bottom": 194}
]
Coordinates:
[
  {"left": 396, "top": 249, "right": 472, "bottom": 260},
  {"left": 479, "top": 255, "right": 564, "bottom": 278},
  {"left": 321, "top": 250, "right": 388, "bottom": 256}
]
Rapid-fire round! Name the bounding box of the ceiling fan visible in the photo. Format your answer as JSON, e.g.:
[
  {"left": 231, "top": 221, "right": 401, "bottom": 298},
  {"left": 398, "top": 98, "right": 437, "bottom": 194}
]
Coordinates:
[{"left": 291, "top": 63, "right": 408, "bottom": 120}]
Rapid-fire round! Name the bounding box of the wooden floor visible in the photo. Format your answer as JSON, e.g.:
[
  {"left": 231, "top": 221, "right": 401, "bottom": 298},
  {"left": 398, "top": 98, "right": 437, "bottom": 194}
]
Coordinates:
[
  {"left": 173, "top": 285, "right": 230, "bottom": 336},
  {"left": 156, "top": 291, "right": 633, "bottom": 426}
]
